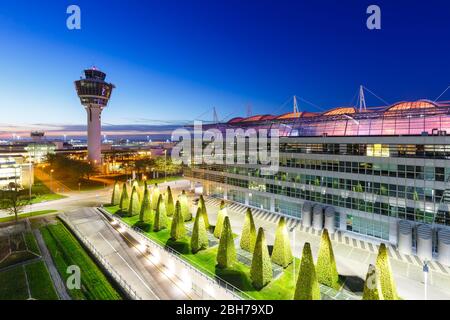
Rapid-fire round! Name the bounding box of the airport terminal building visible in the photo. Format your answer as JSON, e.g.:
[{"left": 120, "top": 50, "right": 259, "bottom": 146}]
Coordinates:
[{"left": 184, "top": 99, "right": 450, "bottom": 264}]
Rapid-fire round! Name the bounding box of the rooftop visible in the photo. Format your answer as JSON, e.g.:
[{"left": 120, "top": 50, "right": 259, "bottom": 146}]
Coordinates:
[{"left": 206, "top": 99, "right": 450, "bottom": 137}]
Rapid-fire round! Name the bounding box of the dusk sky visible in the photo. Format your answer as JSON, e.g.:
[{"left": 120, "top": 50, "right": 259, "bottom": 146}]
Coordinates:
[{"left": 1, "top": 0, "right": 450, "bottom": 132}]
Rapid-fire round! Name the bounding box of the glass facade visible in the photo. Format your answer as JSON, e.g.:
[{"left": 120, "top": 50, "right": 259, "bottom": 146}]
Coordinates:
[
  {"left": 275, "top": 199, "right": 302, "bottom": 219},
  {"left": 185, "top": 101, "right": 450, "bottom": 243}
]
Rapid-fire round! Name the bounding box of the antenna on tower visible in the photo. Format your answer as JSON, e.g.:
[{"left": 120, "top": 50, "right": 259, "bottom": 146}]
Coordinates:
[
  {"left": 213, "top": 107, "right": 219, "bottom": 123},
  {"left": 293, "top": 95, "right": 299, "bottom": 113},
  {"left": 358, "top": 85, "right": 367, "bottom": 112},
  {"left": 246, "top": 103, "right": 252, "bottom": 117}
]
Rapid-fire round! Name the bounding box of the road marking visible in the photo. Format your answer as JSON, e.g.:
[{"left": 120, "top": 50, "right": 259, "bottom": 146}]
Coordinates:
[{"left": 98, "top": 232, "right": 160, "bottom": 300}]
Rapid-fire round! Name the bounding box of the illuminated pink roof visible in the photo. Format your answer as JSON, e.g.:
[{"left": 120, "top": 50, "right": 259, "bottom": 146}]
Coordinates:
[
  {"left": 385, "top": 100, "right": 437, "bottom": 113},
  {"left": 276, "top": 111, "right": 318, "bottom": 120},
  {"left": 228, "top": 117, "right": 244, "bottom": 124},
  {"left": 322, "top": 107, "right": 357, "bottom": 116},
  {"left": 241, "top": 114, "right": 273, "bottom": 122}
]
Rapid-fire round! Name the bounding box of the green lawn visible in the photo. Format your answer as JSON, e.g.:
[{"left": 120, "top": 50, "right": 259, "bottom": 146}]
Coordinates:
[
  {"left": 25, "top": 261, "right": 59, "bottom": 300},
  {"left": 40, "top": 222, "right": 122, "bottom": 300},
  {"left": 29, "top": 178, "right": 66, "bottom": 204},
  {"left": 0, "top": 210, "right": 58, "bottom": 223},
  {"left": 24, "top": 231, "right": 41, "bottom": 255},
  {"left": 0, "top": 232, "right": 41, "bottom": 269},
  {"left": 0, "top": 265, "right": 29, "bottom": 300},
  {"left": 0, "top": 261, "right": 58, "bottom": 300},
  {"left": 63, "top": 178, "right": 106, "bottom": 191}
]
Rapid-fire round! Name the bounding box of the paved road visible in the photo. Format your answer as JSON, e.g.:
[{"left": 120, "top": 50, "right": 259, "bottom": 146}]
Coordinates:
[{"left": 62, "top": 207, "right": 193, "bottom": 300}]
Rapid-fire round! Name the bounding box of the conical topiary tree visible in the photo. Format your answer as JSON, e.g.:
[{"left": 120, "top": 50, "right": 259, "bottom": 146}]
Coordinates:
[
  {"left": 139, "top": 187, "right": 152, "bottom": 222},
  {"left": 198, "top": 195, "right": 210, "bottom": 228},
  {"left": 139, "top": 181, "right": 147, "bottom": 201},
  {"left": 165, "top": 186, "right": 175, "bottom": 217},
  {"left": 250, "top": 227, "right": 272, "bottom": 289},
  {"left": 179, "top": 190, "right": 192, "bottom": 221},
  {"left": 316, "top": 229, "right": 339, "bottom": 288},
  {"left": 131, "top": 179, "right": 139, "bottom": 189},
  {"left": 214, "top": 200, "right": 228, "bottom": 238},
  {"left": 153, "top": 194, "right": 168, "bottom": 231},
  {"left": 111, "top": 181, "right": 121, "bottom": 205},
  {"left": 271, "top": 217, "right": 293, "bottom": 268},
  {"left": 170, "top": 201, "right": 186, "bottom": 240},
  {"left": 294, "top": 242, "right": 321, "bottom": 300},
  {"left": 128, "top": 186, "right": 141, "bottom": 217},
  {"left": 151, "top": 184, "right": 160, "bottom": 210},
  {"left": 240, "top": 208, "right": 256, "bottom": 252},
  {"left": 362, "top": 264, "right": 383, "bottom": 300},
  {"left": 119, "top": 183, "right": 129, "bottom": 212},
  {"left": 375, "top": 243, "right": 398, "bottom": 300},
  {"left": 216, "top": 216, "right": 236, "bottom": 269},
  {"left": 191, "top": 207, "right": 209, "bottom": 253}
]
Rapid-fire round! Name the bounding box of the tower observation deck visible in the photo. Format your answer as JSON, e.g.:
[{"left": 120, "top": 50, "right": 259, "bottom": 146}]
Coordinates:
[{"left": 74, "top": 67, "right": 115, "bottom": 165}]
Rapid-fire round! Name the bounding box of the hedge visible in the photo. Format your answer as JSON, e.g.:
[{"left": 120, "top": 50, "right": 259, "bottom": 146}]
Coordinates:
[
  {"left": 362, "top": 264, "right": 383, "bottom": 300},
  {"left": 271, "top": 217, "right": 293, "bottom": 268},
  {"left": 294, "top": 242, "right": 321, "bottom": 300},
  {"left": 214, "top": 201, "right": 228, "bottom": 238},
  {"left": 250, "top": 227, "right": 272, "bottom": 289},
  {"left": 191, "top": 207, "right": 209, "bottom": 253},
  {"left": 139, "top": 187, "right": 153, "bottom": 222},
  {"left": 216, "top": 216, "right": 236, "bottom": 268},
  {"left": 128, "top": 186, "right": 141, "bottom": 217},
  {"left": 119, "top": 183, "right": 129, "bottom": 212},
  {"left": 240, "top": 208, "right": 256, "bottom": 252},
  {"left": 153, "top": 194, "right": 168, "bottom": 231},
  {"left": 165, "top": 186, "right": 175, "bottom": 217},
  {"left": 316, "top": 229, "right": 339, "bottom": 288},
  {"left": 170, "top": 201, "right": 186, "bottom": 240},
  {"left": 375, "top": 243, "right": 398, "bottom": 300}
]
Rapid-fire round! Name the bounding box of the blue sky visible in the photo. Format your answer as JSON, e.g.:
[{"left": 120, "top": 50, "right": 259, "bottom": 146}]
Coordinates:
[{"left": 0, "top": 0, "right": 450, "bottom": 129}]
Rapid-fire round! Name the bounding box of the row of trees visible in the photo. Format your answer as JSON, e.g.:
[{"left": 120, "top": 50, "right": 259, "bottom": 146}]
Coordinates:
[
  {"left": 46, "top": 154, "right": 96, "bottom": 180},
  {"left": 120, "top": 156, "right": 182, "bottom": 177},
  {"left": 110, "top": 183, "right": 399, "bottom": 300}
]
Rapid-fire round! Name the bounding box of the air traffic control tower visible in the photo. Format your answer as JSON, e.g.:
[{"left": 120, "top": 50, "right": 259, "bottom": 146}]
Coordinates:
[{"left": 74, "top": 67, "right": 115, "bottom": 165}]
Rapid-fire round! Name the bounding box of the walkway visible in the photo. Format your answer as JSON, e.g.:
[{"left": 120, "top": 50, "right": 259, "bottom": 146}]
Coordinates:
[{"left": 33, "top": 229, "right": 71, "bottom": 300}]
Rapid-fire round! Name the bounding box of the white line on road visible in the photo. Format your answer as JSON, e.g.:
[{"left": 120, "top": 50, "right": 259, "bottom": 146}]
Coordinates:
[{"left": 98, "top": 232, "right": 160, "bottom": 300}]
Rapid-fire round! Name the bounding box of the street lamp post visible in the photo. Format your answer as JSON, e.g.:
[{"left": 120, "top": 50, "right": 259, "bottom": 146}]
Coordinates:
[
  {"left": 164, "top": 149, "right": 167, "bottom": 183},
  {"left": 423, "top": 260, "right": 429, "bottom": 300},
  {"left": 28, "top": 161, "right": 32, "bottom": 202},
  {"left": 289, "top": 221, "right": 300, "bottom": 287},
  {"left": 50, "top": 169, "right": 54, "bottom": 192}
]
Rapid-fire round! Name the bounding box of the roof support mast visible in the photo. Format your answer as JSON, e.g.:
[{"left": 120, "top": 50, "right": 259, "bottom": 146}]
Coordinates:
[
  {"left": 293, "top": 95, "right": 299, "bottom": 114},
  {"left": 359, "top": 85, "right": 367, "bottom": 112}
]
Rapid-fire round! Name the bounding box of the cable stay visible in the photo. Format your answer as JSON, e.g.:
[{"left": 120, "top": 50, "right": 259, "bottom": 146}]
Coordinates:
[
  {"left": 361, "top": 85, "right": 390, "bottom": 107},
  {"left": 434, "top": 85, "right": 450, "bottom": 102}
]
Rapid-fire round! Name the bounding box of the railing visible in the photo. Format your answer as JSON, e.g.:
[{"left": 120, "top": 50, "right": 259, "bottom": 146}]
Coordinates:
[
  {"left": 58, "top": 214, "right": 142, "bottom": 300},
  {"left": 97, "top": 207, "right": 253, "bottom": 300}
]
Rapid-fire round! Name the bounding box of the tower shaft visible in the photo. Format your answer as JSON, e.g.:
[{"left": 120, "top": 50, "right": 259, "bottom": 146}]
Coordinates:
[{"left": 86, "top": 105, "right": 103, "bottom": 164}]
